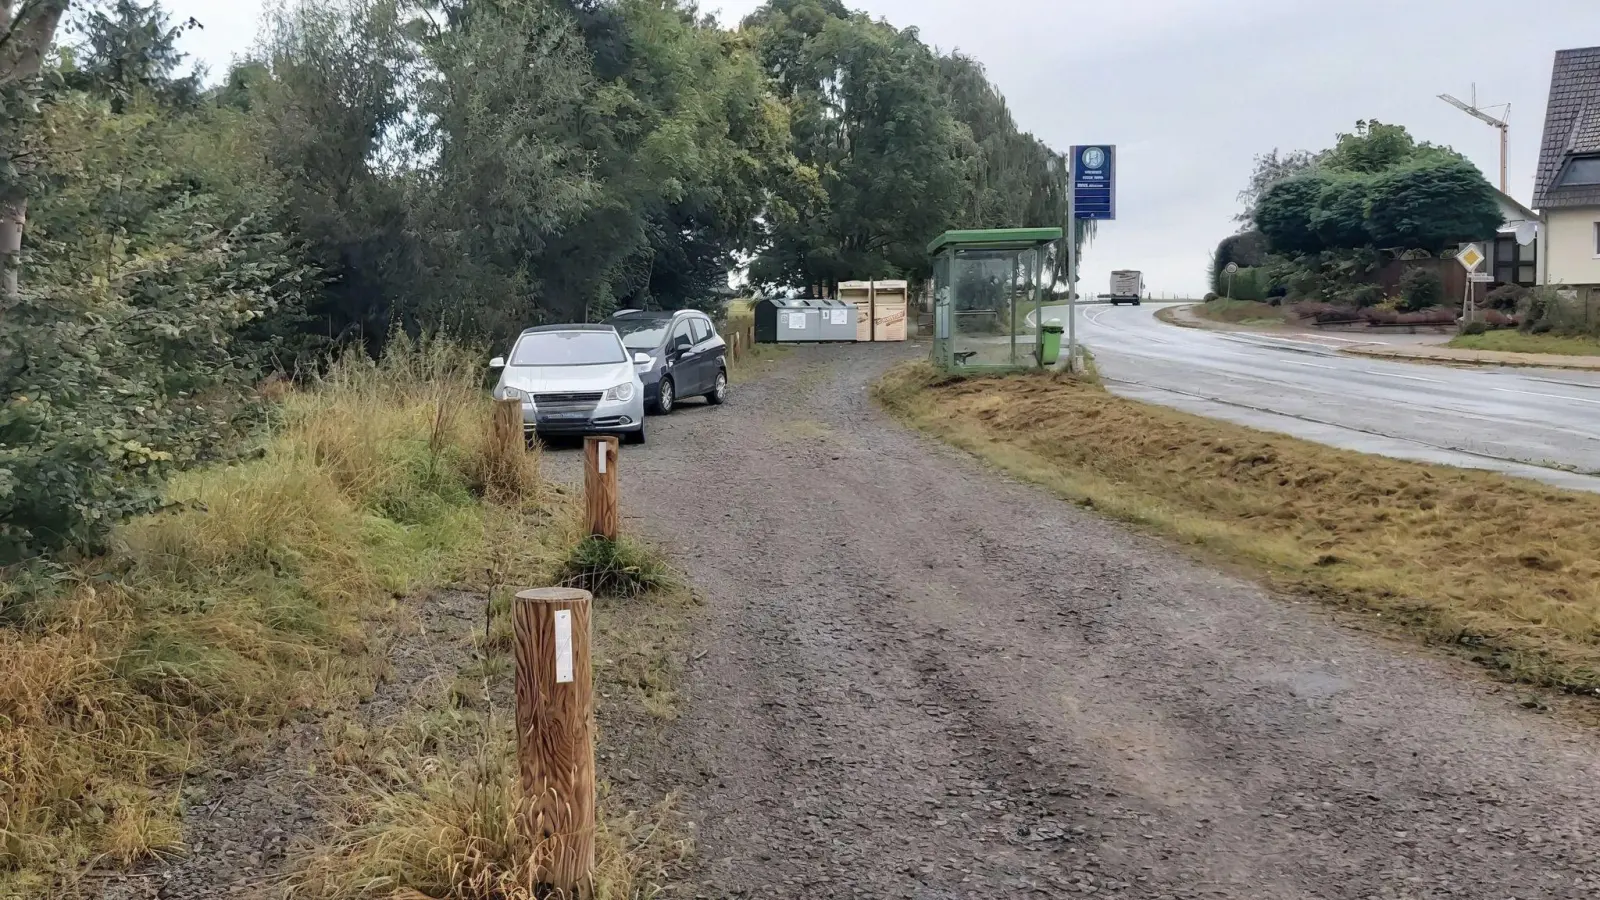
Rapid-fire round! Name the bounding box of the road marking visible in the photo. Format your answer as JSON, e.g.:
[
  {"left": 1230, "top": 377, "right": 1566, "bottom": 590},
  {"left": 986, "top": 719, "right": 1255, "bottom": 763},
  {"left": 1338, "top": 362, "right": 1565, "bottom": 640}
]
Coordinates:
[
  {"left": 1290, "top": 333, "right": 1370, "bottom": 345},
  {"left": 1493, "top": 387, "right": 1600, "bottom": 406},
  {"left": 1368, "top": 370, "right": 1445, "bottom": 384},
  {"left": 1288, "top": 360, "right": 1339, "bottom": 371}
]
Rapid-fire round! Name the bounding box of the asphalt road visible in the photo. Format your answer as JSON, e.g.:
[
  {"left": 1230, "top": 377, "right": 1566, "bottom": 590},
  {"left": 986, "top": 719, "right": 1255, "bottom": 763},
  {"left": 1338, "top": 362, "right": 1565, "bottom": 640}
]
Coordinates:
[{"left": 1062, "top": 302, "right": 1600, "bottom": 492}]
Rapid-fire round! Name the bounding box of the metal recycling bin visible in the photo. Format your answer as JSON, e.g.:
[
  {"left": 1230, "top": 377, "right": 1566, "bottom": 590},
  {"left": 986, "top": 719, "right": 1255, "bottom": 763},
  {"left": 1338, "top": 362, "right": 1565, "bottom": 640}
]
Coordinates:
[
  {"left": 754, "top": 297, "right": 857, "bottom": 343},
  {"left": 810, "top": 298, "right": 858, "bottom": 341}
]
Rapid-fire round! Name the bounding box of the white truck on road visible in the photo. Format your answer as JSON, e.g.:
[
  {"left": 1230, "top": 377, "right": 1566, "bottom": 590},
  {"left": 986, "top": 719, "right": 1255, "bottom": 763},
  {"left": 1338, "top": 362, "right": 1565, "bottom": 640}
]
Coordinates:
[{"left": 1107, "top": 270, "right": 1144, "bottom": 306}]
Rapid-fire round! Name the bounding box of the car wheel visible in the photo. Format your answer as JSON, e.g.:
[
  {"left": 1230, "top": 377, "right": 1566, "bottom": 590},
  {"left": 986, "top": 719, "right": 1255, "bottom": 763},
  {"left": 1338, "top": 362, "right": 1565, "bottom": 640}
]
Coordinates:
[
  {"left": 655, "top": 376, "right": 675, "bottom": 414},
  {"left": 706, "top": 369, "right": 728, "bottom": 405}
]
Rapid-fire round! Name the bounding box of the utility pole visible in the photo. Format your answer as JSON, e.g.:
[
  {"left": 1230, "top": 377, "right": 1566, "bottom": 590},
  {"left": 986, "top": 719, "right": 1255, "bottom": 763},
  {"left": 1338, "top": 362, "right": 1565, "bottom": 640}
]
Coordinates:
[{"left": 1439, "top": 84, "right": 1510, "bottom": 194}]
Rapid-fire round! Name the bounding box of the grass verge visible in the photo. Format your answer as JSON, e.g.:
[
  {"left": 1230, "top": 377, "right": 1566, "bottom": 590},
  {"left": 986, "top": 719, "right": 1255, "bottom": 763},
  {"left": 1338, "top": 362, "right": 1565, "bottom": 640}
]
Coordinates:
[
  {"left": 874, "top": 361, "right": 1600, "bottom": 696},
  {"left": 1194, "top": 299, "right": 1292, "bottom": 326},
  {"left": 292, "top": 529, "right": 694, "bottom": 899},
  {"left": 1448, "top": 330, "right": 1600, "bottom": 357},
  {"left": 0, "top": 336, "right": 687, "bottom": 897}
]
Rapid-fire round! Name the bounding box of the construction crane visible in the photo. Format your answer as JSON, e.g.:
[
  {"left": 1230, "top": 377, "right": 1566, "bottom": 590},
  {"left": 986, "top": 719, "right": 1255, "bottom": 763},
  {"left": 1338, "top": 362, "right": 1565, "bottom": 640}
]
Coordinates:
[{"left": 1439, "top": 84, "right": 1510, "bottom": 194}]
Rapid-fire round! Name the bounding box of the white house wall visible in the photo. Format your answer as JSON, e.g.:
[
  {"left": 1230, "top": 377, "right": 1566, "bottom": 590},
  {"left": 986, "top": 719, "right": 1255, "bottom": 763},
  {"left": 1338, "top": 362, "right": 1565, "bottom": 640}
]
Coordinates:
[{"left": 1545, "top": 207, "right": 1600, "bottom": 286}]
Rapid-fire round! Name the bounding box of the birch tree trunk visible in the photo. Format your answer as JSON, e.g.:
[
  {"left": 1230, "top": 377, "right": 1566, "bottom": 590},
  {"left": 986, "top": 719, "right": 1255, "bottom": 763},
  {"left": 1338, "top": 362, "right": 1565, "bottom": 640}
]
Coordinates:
[{"left": 0, "top": 0, "right": 73, "bottom": 302}]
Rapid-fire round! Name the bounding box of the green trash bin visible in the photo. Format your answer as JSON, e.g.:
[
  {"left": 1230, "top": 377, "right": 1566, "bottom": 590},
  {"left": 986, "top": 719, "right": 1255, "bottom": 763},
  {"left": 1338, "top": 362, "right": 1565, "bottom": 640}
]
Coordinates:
[{"left": 1039, "top": 320, "right": 1064, "bottom": 365}]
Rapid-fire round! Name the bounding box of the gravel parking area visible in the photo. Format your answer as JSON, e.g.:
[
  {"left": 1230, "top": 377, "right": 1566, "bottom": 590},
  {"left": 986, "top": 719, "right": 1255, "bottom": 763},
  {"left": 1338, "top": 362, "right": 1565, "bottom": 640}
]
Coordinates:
[{"left": 593, "top": 342, "right": 1600, "bottom": 899}]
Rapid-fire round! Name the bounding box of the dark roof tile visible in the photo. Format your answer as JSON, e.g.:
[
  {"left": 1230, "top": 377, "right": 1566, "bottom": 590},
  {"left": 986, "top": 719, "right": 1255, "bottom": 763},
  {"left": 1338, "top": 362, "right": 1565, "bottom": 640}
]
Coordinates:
[{"left": 1534, "top": 46, "right": 1600, "bottom": 209}]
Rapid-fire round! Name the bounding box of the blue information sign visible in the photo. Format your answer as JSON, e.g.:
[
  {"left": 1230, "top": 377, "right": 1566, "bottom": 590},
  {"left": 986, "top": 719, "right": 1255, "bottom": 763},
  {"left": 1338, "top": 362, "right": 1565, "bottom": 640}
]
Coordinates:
[{"left": 1071, "top": 145, "right": 1116, "bottom": 221}]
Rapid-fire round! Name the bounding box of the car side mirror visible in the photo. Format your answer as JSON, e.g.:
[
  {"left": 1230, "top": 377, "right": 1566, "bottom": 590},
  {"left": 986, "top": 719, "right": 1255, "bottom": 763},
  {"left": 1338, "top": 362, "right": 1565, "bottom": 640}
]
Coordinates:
[
  {"left": 633, "top": 352, "right": 652, "bottom": 365},
  {"left": 489, "top": 356, "right": 506, "bottom": 369},
  {"left": 673, "top": 336, "right": 692, "bottom": 353}
]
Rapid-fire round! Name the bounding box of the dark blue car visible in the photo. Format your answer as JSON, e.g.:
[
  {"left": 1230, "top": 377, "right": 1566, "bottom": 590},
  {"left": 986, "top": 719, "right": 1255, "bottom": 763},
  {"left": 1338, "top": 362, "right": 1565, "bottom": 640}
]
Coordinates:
[{"left": 610, "top": 310, "right": 729, "bottom": 414}]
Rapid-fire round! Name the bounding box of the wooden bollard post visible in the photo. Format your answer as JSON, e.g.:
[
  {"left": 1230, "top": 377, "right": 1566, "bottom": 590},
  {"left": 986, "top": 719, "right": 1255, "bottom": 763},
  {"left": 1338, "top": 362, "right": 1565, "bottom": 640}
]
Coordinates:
[
  {"left": 583, "top": 435, "right": 619, "bottom": 540},
  {"left": 513, "top": 587, "right": 596, "bottom": 897}
]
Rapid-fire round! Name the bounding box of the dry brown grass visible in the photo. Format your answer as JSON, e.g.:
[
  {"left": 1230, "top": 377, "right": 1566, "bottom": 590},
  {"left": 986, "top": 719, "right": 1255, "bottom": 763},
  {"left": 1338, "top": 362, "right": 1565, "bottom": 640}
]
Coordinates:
[
  {"left": 291, "top": 730, "right": 689, "bottom": 900},
  {"left": 875, "top": 361, "right": 1600, "bottom": 693},
  {"left": 0, "top": 337, "right": 549, "bottom": 895},
  {"left": 292, "top": 524, "right": 694, "bottom": 900}
]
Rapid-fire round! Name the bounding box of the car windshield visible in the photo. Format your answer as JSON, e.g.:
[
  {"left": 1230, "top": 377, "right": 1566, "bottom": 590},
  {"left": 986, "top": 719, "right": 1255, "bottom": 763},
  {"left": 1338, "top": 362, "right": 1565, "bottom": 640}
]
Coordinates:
[
  {"left": 509, "top": 331, "right": 626, "bottom": 366},
  {"left": 612, "top": 316, "right": 673, "bottom": 351}
]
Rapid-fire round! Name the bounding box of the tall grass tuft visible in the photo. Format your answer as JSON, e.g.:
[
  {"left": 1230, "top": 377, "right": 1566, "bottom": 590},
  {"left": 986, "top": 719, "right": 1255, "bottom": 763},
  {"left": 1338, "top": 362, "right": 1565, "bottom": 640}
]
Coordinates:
[
  {"left": 292, "top": 728, "right": 689, "bottom": 900},
  {"left": 558, "top": 537, "right": 678, "bottom": 599}
]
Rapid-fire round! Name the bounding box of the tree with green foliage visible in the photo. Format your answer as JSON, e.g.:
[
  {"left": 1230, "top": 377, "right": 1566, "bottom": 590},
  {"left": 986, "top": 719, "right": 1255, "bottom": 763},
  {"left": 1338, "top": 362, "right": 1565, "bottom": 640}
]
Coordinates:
[
  {"left": 1253, "top": 122, "right": 1499, "bottom": 261},
  {"left": 1236, "top": 148, "right": 1320, "bottom": 227},
  {"left": 1, "top": 90, "right": 314, "bottom": 561},
  {"left": 64, "top": 0, "right": 201, "bottom": 111},
  {"left": 1255, "top": 175, "right": 1326, "bottom": 256},
  {"left": 1308, "top": 176, "right": 1371, "bottom": 250},
  {"left": 2, "top": 0, "right": 75, "bottom": 302},
  {"left": 745, "top": 0, "right": 968, "bottom": 295},
  {"left": 1365, "top": 158, "right": 1501, "bottom": 252}
]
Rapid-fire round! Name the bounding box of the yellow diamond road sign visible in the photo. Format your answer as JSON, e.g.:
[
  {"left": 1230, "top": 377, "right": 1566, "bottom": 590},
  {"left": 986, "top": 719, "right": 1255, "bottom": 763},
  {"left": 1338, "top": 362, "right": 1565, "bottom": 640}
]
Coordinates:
[{"left": 1457, "top": 243, "right": 1485, "bottom": 272}]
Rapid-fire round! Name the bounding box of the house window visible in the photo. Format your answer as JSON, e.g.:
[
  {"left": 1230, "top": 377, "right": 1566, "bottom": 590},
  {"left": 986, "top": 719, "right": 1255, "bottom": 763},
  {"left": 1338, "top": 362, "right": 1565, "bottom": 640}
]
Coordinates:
[
  {"left": 1558, "top": 157, "right": 1600, "bottom": 187},
  {"left": 1595, "top": 221, "right": 1600, "bottom": 257},
  {"left": 1493, "top": 235, "right": 1539, "bottom": 287}
]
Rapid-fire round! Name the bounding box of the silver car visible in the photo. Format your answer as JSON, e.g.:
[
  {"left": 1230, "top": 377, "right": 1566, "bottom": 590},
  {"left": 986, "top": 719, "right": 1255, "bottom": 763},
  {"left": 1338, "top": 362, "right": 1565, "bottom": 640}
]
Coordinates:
[{"left": 490, "top": 325, "right": 648, "bottom": 444}]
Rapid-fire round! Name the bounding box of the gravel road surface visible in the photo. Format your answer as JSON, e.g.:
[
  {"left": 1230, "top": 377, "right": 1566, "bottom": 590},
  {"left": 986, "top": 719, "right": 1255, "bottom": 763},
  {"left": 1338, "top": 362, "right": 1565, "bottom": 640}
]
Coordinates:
[
  {"left": 600, "top": 342, "right": 1600, "bottom": 899},
  {"left": 1065, "top": 303, "right": 1600, "bottom": 492}
]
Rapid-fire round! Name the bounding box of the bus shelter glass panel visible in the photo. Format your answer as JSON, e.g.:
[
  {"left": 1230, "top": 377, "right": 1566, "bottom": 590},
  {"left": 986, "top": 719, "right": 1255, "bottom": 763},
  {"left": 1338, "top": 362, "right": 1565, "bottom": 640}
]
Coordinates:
[{"left": 937, "top": 245, "right": 1045, "bottom": 371}]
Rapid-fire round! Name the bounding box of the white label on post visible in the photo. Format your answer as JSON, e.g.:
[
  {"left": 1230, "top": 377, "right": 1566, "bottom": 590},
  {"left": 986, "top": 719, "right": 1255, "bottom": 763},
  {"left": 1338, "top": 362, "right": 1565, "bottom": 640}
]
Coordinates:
[
  {"left": 553, "top": 610, "right": 574, "bottom": 684},
  {"left": 597, "top": 445, "right": 607, "bottom": 474}
]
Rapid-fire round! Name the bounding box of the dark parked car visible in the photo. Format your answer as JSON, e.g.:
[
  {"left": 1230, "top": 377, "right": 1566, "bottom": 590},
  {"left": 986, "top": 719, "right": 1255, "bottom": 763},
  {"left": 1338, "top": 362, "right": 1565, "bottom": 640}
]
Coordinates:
[{"left": 609, "top": 310, "right": 728, "bottom": 414}]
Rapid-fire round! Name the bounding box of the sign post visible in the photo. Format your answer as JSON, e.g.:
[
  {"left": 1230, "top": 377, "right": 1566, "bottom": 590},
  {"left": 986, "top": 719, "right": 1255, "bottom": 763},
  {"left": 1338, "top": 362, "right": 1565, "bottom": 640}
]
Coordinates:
[
  {"left": 1456, "top": 242, "right": 1486, "bottom": 323},
  {"left": 1224, "top": 261, "right": 1239, "bottom": 299},
  {"left": 1064, "top": 145, "right": 1117, "bottom": 372}
]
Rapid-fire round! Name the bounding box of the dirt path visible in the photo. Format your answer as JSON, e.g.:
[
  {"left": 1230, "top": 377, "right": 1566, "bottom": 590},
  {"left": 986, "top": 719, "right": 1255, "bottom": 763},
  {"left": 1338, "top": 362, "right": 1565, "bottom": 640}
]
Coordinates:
[{"left": 607, "top": 343, "right": 1600, "bottom": 899}]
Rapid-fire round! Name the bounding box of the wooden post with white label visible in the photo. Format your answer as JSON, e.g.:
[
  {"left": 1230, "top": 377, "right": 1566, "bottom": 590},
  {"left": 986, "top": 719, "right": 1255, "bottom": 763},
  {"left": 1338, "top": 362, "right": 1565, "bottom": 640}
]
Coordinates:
[
  {"left": 583, "top": 435, "right": 620, "bottom": 540},
  {"left": 513, "top": 586, "right": 596, "bottom": 897}
]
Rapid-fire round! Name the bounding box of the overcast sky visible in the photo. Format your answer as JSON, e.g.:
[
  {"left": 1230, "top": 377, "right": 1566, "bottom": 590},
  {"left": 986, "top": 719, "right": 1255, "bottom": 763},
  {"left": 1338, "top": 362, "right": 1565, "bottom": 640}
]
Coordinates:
[{"left": 168, "top": 0, "right": 1600, "bottom": 296}]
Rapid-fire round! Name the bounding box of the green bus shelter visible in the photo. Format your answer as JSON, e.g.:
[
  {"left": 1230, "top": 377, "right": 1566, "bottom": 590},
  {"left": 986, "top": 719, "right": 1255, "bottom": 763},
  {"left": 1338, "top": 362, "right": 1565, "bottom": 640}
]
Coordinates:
[{"left": 929, "top": 227, "right": 1064, "bottom": 373}]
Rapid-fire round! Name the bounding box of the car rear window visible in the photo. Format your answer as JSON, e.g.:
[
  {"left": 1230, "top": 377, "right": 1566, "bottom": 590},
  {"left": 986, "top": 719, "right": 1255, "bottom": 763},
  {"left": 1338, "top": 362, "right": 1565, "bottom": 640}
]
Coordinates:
[
  {"left": 613, "top": 317, "right": 673, "bottom": 351},
  {"left": 509, "top": 331, "right": 626, "bottom": 366}
]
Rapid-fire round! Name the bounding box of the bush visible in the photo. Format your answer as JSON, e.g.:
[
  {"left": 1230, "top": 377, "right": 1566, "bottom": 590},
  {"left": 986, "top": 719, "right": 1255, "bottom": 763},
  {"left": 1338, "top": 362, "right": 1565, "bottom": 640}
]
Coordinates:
[
  {"left": 1211, "top": 231, "right": 1269, "bottom": 292},
  {"left": 1220, "top": 266, "right": 1272, "bottom": 302},
  {"left": 1397, "top": 268, "right": 1445, "bottom": 312},
  {"left": 1312, "top": 306, "right": 1362, "bottom": 324},
  {"left": 1203, "top": 292, "right": 1219, "bottom": 302},
  {"left": 1486, "top": 284, "right": 1530, "bottom": 312},
  {"left": 1460, "top": 320, "right": 1489, "bottom": 335},
  {"left": 1335, "top": 284, "right": 1385, "bottom": 308}
]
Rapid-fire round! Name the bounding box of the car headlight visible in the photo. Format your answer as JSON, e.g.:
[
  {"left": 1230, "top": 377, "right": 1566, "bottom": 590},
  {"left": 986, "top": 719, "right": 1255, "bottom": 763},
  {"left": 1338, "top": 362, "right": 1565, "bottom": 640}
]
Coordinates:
[
  {"left": 501, "top": 387, "right": 529, "bottom": 402},
  {"left": 605, "top": 382, "right": 636, "bottom": 402}
]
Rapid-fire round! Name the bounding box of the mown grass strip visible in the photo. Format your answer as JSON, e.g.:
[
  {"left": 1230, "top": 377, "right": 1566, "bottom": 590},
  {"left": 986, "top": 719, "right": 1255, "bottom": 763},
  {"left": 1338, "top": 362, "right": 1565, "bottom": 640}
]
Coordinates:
[
  {"left": 1449, "top": 330, "right": 1600, "bottom": 358},
  {"left": 874, "top": 361, "right": 1600, "bottom": 696}
]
